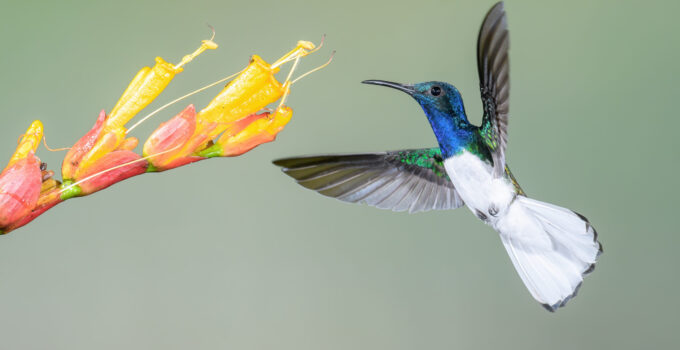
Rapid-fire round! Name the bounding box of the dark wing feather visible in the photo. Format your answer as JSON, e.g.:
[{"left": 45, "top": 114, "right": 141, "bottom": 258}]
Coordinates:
[
  {"left": 273, "top": 148, "right": 464, "bottom": 213},
  {"left": 478, "top": 1, "right": 510, "bottom": 177}
]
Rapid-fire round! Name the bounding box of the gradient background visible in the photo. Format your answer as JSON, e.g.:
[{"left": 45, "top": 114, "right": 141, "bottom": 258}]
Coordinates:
[{"left": 0, "top": 0, "right": 678, "bottom": 349}]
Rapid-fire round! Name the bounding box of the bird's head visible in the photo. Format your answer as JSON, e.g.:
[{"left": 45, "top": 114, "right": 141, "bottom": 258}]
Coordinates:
[
  {"left": 362, "top": 80, "right": 471, "bottom": 157},
  {"left": 362, "top": 80, "right": 468, "bottom": 125}
]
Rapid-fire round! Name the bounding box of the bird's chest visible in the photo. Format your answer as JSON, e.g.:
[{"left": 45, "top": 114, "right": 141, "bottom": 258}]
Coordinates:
[{"left": 443, "top": 151, "right": 516, "bottom": 223}]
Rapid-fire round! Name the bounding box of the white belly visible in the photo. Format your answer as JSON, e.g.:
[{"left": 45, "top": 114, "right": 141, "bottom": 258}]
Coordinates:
[{"left": 443, "top": 150, "right": 516, "bottom": 224}]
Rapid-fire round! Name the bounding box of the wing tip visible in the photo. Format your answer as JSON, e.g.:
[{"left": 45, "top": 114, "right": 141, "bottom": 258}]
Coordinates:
[
  {"left": 272, "top": 156, "right": 330, "bottom": 169},
  {"left": 272, "top": 158, "right": 289, "bottom": 167},
  {"left": 487, "top": 2, "right": 507, "bottom": 23}
]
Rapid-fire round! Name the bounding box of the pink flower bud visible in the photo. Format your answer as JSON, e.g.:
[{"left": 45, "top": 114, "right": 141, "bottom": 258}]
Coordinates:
[{"left": 0, "top": 154, "right": 42, "bottom": 228}]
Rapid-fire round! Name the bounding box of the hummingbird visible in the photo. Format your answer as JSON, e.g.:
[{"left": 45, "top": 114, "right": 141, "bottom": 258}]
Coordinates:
[{"left": 273, "top": 2, "right": 601, "bottom": 311}]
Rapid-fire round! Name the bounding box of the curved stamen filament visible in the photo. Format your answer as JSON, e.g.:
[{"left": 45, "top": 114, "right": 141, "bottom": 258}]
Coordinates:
[
  {"left": 276, "top": 56, "right": 301, "bottom": 110},
  {"left": 276, "top": 50, "right": 335, "bottom": 110},
  {"left": 291, "top": 50, "right": 335, "bottom": 85},
  {"left": 206, "top": 24, "right": 216, "bottom": 41},
  {"left": 42, "top": 135, "right": 71, "bottom": 152}
]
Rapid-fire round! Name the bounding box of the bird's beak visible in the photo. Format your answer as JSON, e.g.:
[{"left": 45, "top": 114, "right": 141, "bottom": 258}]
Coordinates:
[{"left": 362, "top": 80, "right": 415, "bottom": 96}]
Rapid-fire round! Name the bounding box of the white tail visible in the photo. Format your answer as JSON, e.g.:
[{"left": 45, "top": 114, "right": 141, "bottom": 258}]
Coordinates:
[{"left": 495, "top": 196, "right": 602, "bottom": 311}]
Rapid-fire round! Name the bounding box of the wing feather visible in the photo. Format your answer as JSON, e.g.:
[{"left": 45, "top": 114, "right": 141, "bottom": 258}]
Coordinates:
[
  {"left": 273, "top": 148, "right": 464, "bottom": 213},
  {"left": 478, "top": 1, "right": 511, "bottom": 177}
]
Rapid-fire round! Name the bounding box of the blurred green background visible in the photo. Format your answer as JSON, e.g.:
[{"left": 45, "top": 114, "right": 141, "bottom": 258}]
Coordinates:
[{"left": 0, "top": 0, "right": 678, "bottom": 349}]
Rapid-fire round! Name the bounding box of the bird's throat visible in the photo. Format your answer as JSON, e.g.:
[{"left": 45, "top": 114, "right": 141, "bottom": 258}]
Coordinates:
[{"left": 422, "top": 105, "right": 474, "bottom": 159}]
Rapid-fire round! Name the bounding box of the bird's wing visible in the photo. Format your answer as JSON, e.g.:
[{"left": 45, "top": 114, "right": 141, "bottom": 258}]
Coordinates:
[
  {"left": 477, "top": 1, "right": 510, "bottom": 177},
  {"left": 273, "top": 148, "right": 464, "bottom": 213}
]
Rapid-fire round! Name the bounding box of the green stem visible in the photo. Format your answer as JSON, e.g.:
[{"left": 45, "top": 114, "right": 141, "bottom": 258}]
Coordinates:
[
  {"left": 146, "top": 163, "right": 159, "bottom": 173},
  {"left": 59, "top": 180, "right": 82, "bottom": 201},
  {"left": 196, "top": 143, "right": 224, "bottom": 158}
]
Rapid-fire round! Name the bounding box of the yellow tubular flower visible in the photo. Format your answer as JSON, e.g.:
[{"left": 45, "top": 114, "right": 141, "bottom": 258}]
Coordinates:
[
  {"left": 107, "top": 39, "right": 218, "bottom": 133},
  {"left": 195, "top": 41, "right": 317, "bottom": 141},
  {"left": 7, "top": 120, "right": 43, "bottom": 169},
  {"left": 196, "top": 55, "right": 283, "bottom": 132},
  {"left": 106, "top": 57, "right": 182, "bottom": 134}
]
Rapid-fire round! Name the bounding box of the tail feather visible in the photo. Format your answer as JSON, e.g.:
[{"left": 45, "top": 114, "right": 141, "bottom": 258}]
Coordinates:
[{"left": 497, "top": 196, "right": 601, "bottom": 311}]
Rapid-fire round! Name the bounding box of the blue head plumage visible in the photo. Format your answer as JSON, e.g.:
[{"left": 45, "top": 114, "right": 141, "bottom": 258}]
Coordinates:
[{"left": 362, "top": 80, "right": 474, "bottom": 158}]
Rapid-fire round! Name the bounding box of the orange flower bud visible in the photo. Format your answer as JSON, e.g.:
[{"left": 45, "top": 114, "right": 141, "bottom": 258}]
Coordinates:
[
  {"left": 142, "top": 105, "right": 210, "bottom": 171},
  {"left": 62, "top": 110, "right": 141, "bottom": 180},
  {"left": 62, "top": 110, "right": 106, "bottom": 180},
  {"left": 219, "top": 105, "right": 292, "bottom": 156},
  {"left": 61, "top": 110, "right": 146, "bottom": 197},
  {"left": 75, "top": 151, "right": 147, "bottom": 195},
  {"left": 193, "top": 105, "right": 292, "bottom": 158}
]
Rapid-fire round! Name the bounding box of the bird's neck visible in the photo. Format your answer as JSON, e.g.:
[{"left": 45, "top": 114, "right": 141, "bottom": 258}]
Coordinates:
[{"left": 421, "top": 104, "right": 476, "bottom": 159}]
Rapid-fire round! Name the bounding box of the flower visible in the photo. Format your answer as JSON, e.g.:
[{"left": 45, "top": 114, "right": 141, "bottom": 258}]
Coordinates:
[
  {"left": 0, "top": 35, "right": 331, "bottom": 234},
  {"left": 205, "top": 105, "right": 293, "bottom": 157},
  {"left": 0, "top": 121, "right": 44, "bottom": 231},
  {"left": 142, "top": 105, "right": 208, "bottom": 170},
  {"left": 195, "top": 40, "right": 314, "bottom": 140},
  {"left": 60, "top": 38, "right": 217, "bottom": 195},
  {"left": 70, "top": 59, "right": 181, "bottom": 178},
  {"left": 60, "top": 110, "right": 147, "bottom": 198},
  {"left": 143, "top": 41, "right": 317, "bottom": 170}
]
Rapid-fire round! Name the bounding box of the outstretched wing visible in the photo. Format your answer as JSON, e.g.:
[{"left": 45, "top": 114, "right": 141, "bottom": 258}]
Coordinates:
[
  {"left": 478, "top": 1, "right": 510, "bottom": 177},
  {"left": 273, "top": 148, "right": 464, "bottom": 213}
]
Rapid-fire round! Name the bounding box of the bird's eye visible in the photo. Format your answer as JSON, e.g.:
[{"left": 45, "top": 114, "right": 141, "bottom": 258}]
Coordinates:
[{"left": 430, "top": 86, "right": 442, "bottom": 96}]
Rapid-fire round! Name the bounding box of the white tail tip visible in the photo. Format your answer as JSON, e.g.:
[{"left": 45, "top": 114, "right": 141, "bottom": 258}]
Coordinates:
[{"left": 496, "top": 196, "right": 602, "bottom": 311}]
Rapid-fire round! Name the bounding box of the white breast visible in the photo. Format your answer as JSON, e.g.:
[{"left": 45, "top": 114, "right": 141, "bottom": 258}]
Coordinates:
[{"left": 443, "top": 150, "right": 516, "bottom": 223}]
